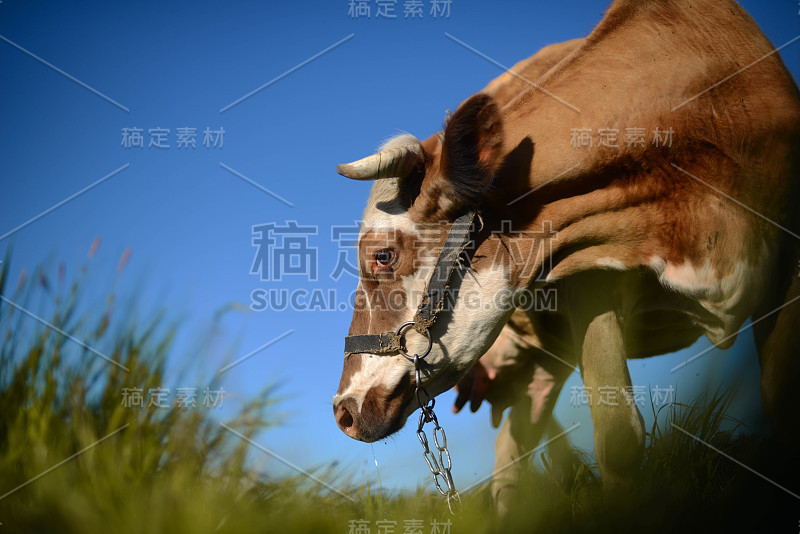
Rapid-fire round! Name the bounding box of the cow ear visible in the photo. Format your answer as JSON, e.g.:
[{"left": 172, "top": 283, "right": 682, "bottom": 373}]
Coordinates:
[{"left": 436, "top": 93, "right": 504, "bottom": 214}]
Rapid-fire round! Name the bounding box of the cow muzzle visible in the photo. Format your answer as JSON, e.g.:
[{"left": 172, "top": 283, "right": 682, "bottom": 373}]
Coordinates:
[{"left": 332, "top": 373, "right": 414, "bottom": 442}]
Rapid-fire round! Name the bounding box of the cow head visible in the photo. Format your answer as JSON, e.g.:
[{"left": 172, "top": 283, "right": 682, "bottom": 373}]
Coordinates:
[{"left": 332, "top": 94, "right": 532, "bottom": 442}]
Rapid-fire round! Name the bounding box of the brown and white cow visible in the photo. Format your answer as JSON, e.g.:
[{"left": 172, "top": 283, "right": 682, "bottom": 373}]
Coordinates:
[{"left": 333, "top": 0, "right": 800, "bottom": 505}]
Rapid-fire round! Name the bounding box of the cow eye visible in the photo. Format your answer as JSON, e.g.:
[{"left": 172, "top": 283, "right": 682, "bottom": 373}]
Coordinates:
[{"left": 374, "top": 249, "right": 396, "bottom": 267}]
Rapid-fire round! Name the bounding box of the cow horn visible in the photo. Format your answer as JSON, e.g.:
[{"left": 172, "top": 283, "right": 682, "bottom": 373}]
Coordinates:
[{"left": 337, "top": 142, "right": 423, "bottom": 180}]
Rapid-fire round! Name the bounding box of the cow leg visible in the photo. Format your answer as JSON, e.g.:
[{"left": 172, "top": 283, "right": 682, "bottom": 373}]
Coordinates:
[
  {"left": 570, "top": 278, "right": 645, "bottom": 489},
  {"left": 490, "top": 363, "right": 566, "bottom": 514},
  {"left": 490, "top": 406, "right": 529, "bottom": 516}
]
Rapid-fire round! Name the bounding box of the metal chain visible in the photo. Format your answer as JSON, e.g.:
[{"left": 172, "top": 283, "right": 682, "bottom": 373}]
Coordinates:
[{"left": 413, "top": 355, "right": 462, "bottom": 515}]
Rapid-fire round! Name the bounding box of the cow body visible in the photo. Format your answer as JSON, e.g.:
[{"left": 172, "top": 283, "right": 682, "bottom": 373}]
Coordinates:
[{"left": 334, "top": 0, "right": 800, "bottom": 509}]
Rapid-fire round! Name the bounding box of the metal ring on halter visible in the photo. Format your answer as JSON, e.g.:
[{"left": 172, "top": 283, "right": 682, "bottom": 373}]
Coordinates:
[{"left": 396, "top": 321, "right": 433, "bottom": 362}]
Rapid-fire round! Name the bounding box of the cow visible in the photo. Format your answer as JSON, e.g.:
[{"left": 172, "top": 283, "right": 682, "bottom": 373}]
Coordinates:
[{"left": 332, "top": 0, "right": 800, "bottom": 512}]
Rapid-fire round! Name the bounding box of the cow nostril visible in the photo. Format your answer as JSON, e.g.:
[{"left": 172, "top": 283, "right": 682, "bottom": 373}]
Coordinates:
[
  {"left": 334, "top": 397, "right": 361, "bottom": 438},
  {"left": 337, "top": 405, "right": 354, "bottom": 430}
]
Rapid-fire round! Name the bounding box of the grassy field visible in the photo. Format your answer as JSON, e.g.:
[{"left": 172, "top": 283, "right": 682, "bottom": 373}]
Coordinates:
[{"left": 1, "top": 256, "right": 798, "bottom": 533}]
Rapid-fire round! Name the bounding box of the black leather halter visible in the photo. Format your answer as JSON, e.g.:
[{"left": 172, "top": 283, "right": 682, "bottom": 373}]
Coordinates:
[{"left": 343, "top": 210, "right": 478, "bottom": 361}]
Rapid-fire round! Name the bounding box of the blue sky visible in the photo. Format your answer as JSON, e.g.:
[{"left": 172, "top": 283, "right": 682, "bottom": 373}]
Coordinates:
[{"left": 1, "top": 0, "right": 798, "bottom": 497}]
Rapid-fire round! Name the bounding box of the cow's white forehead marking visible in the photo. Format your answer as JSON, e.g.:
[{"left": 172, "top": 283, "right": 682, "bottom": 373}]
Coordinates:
[
  {"left": 361, "top": 178, "right": 420, "bottom": 237},
  {"left": 360, "top": 134, "right": 422, "bottom": 237}
]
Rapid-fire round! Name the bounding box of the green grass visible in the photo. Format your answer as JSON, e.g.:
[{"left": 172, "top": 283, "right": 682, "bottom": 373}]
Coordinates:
[{"left": 0, "top": 255, "right": 798, "bottom": 533}]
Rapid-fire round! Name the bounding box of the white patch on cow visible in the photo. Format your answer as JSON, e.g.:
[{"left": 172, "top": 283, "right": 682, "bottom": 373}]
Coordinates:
[
  {"left": 595, "top": 257, "right": 626, "bottom": 270},
  {"left": 655, "top": 257, "right": 719, "bottom": 297},
  {"left": 647, "top": 256, "right": 667, "bottom": 276},
  {"left": 647, "top": 248, "right": 767, "bottom": 347},
  {"left": 423, "top": 263, "right": 517, "bottom": 398},
  {"left": 362, "top": 204, "right": 421, "bottom": 238},
  {"left": 334, "top": 353, "right": 412, "bottom": 414}
]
